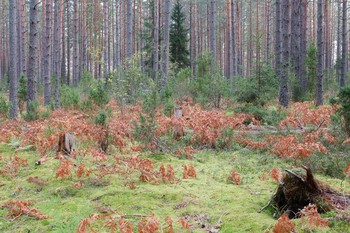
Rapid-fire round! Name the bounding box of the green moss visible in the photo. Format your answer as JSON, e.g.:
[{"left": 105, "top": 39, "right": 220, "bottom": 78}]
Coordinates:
[{"left": 0, "top": 148, "right": 349, "bottom": 232}]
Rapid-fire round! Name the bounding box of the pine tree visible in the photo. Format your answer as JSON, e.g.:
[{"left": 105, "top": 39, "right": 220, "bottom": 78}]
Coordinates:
[{"left": 170, "top": 0, "right": 189, "bottom": 69}]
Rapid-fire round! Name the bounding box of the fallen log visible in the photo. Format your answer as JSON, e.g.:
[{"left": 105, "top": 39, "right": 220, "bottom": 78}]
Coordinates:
[{"left": 264, "top": 166, "right": 350, "bottom": 219}]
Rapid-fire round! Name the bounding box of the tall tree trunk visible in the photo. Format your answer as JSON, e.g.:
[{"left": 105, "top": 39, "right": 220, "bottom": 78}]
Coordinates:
[
  {"left": 81, "top": 0, "right": 86, "bottom": 74},
  {"left": 265, "top": 0, "right": 271, "bottom": 63},
  {"left": 61, "top": 1, "right": 66, "bottom": 84},
  {"left": 66, "top": 0, "right": 70, "bottom": 85},
  {"left": 291, "top": 0, "right": 301, "bottom": 99},
  {"left": 103, "top": 0, "right": 109, "bottom": 81},
  {"left": 316, "top": 0, "right": 323, "bottom": 106},
  {"left": 275, "top": 0, "right": 281, "bottom": 75},
  {"left": 9, "top": 0, "right": 18, "bottom": 118},
  {"left": 43, "top": 0, "right": 52, "bottom": 105},
  {"left": 340, "top": 0, "right": 347, "bottom": 87},
  {"left": 209, "top": 0, "right": 216, "bottom": 63},
  {"left": 231, "top": 0, "right": 236, "bottom": 76},
  {"left": 279, "top": 0, "right": 290, "bottom": 107},
  {"left": 20, "top": 0, "right": 26, "bottom": 76},
  {"left": 300, "top": 0, "right": 308, "bottom": 96},
  {"left": 126, "top": 0, "right": 133, "bottom": 61},
  {"left": 225, "top": 0, "right": 231, "bottom": 79},
  {"left": 236, "top": 1, "right": 242, "bottom": 76},
  {"left": 153, "top": 0, "right": 159, "bottom": 80},
  {"left": 337, "top": 1, "right": 341, "bottom": 84},
  {"left": 27, "top": 0, "right": 39, "bottom": 113},
  {"left": 115, "top": 0, "right": 120, "bottom": 69},
  {"left": 190, "top": 0, "right": 197, "bottom": 78},
  {"left": 53, "top": 0, "right": 62, "bottom": 109},
  {"left": 161, "top": 0, "right": 170, "bottom": 88},
  {"left": 73, "top": 0, "right": 79, "bottom": 86}
]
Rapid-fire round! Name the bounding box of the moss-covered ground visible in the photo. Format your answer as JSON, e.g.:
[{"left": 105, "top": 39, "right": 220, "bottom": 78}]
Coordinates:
[{"left": 1, "top": 143, "right": 350, "bottom": 233}]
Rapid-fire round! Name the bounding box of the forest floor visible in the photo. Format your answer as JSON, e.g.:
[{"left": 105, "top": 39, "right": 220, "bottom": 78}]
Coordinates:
[{"left": 0, "top": 100, "right": 350, "bottom": 232}]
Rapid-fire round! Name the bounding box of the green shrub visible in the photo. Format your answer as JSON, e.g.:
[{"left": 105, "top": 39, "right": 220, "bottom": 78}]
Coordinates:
[
  {"left": 89, "top": 80, "right": 110, "bottom": 107},
  {"left": 94, "top": 108, "right": 111, "bottom": 126},
  {"left": 0, "top": 94, "right": 9, "bottom": 118},
  {"left": 60, "top": 85, "right": 80, "bottom": 109},
  {"left": 18, "top": 74, "right": 27, "bottom": 113},
  {"left": 190, "top": 52, "right": 229, "bottom": 108},
  {"left": 233, "top": 64, "right": 278, "bottom": 105},
  {"left": 338, "top": 87, "right": 350, "bottom": 136},
  {"left": 132, "top": 90, "right": 158, "bottom": 146},
  {"left": 215, "top": 127, "right": 236, "bottom": 150},
  {"left": 24, "top": 100, "right": 39, "bottom": 121}
]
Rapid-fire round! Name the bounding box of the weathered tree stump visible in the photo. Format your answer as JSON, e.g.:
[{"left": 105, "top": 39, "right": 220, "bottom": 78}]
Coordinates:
[
  {"left": 173, "top": 106, "right": 184, "bottom": 140},
  {"left": 57, "top": 133, "right": 76, "bottom": 155},
  {"left": 267, "top": 166, "right": 350, "bottom": 219}
]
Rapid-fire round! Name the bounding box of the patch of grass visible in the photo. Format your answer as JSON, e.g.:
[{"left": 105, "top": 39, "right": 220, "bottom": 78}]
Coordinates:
[{"left": 0, "top": 144, "right": 349, "bottom": 232}]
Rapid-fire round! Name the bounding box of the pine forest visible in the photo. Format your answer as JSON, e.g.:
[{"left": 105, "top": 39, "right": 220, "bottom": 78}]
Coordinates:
[{"left": 1, "top": 0, "right": 350, "bottom": 232}]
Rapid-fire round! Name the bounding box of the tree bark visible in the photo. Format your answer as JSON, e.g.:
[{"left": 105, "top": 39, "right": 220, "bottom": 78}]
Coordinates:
[
  {"left": 340, "top": 0, "right": 347, "bottom": 87},
  {"left": 126, "top": 0, "right": 133, "bottom": 62},
  {"left": 9, "top": 0, "right": 18, "bottom": 118},
  {"left": 27, "top": 0, "right": 39, "bottom": 113},
  {"left": 161, "top": 0, "right": 170, "bottom": 88},
  {"left": 275, "top": 0, "right": 281, "bottom": 76},
  {"left": 19, "top": 0, "right": 26, "bottom": 76},
  {"left": 300, "top": 0, "right": 307, "bottom": 96},
  {"left": 53, "top": 0, "right": 63, "bottom": 109},
  {"left": 279, "top": 0, "right": 290, "bottom": 107},
  {"left": 316, "top": 0, "right": 323, "bottom": 106},
  {"left": 291, "top": 0, "right": 301, "bottom": 100},
  {"left": 43, "top": 0, "right": 52, "bottom": 105},
  {"left": 209, "top": 0, "right": 216, "bottom": 63},
  {"left": 73, "top": 0, "right": 79, "bottom": 86},
  {"left": 153, "top": 0, "right": 159, "bottom": 80}
]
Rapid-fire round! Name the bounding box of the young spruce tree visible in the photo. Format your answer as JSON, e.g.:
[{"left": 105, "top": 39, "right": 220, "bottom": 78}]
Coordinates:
[{"left": 170, "top": 0, "right": 189, "bottom": 68}]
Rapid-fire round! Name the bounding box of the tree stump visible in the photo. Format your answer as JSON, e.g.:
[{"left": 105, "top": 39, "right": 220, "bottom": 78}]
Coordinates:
[
  {"left": 57, "top": 133, "right": 76, "bottom": 155},
  {"left": 173, "top": 106, "right": 184, "bottom": 140},
  {"left": 269, "top": 166, "right": 350, "bottom": 219}
]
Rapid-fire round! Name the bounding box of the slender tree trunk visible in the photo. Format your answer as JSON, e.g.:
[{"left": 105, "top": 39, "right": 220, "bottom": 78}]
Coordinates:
[
  {"left": 300, "top": 0, "right": 308, "bottom": 95},
  {"left": 231, "top": 0, "right": 236, "bottom": 76},
  {"left": 73, "top": 0, "right": 79, "bottom": 86},
  {"left": 27, "top": 0, "right": 39, "bottom": 113},
  {"left": 9, "top": 0, "right": 18, "bottom": 118},
  {"left": 126, "top": 0, "right": 132, "bottom": 61},
  {"left": 275, "top": 0, "right": 281, "bottom": 74},
  {"left": 190, "top": 0, "right": 197, "bottom": 78},
  {"left": 61, "top": 1, "right": 66, "bottom": 84},
  {"left": 153, "top": 0, "right": 159, "bottom": 80},
  {"left": 66, "top": 0, "right": 70, "bottom": 85},
  {"left": 266, "top": 0, "right": 271, "bottom": 63},
  {"left": 20, "top": 0, "right": 26, "bottom": 76},
  {"left": 291, "top": 0, "right": 301, "bottom": 99},
  {"left": 209, "top": 0, "right": 216, "bottom": 63},
  {"left": 43, "top": 0, "right": 52, "bottom": 105},
  {"left": 316, "top": 0, "right": 323, "bottom": 106},
  {"left": 161, "top": 0, "right": 170, "bottom": 88},
  {"left": 279, "top": 0, "right": 290, "bottom": 107},
  {"left": 337, "top": 1, "right": 341, "bottom": 84},
  {"left": 115, "top": 0, "right": 120, "bottom": 69},
  {"left": 81, "top": 0, "right": 86, "bottom": 74},
  {"left": 340, "top": 0, "right": 347, "bottom": 87},
  {"left": 53, "top": 0, "right": 62, "bottom": 109},
  {"left": 236, "top": 1, "right": 242, "bottom": 76},
  {"left": 104, "top": 0, "right": 109, "bottom": 81}
]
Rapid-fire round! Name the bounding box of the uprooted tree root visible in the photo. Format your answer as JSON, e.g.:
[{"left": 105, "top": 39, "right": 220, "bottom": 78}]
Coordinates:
[{"left": 261, "top": 166, "right": 350, "bottom": 219}]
